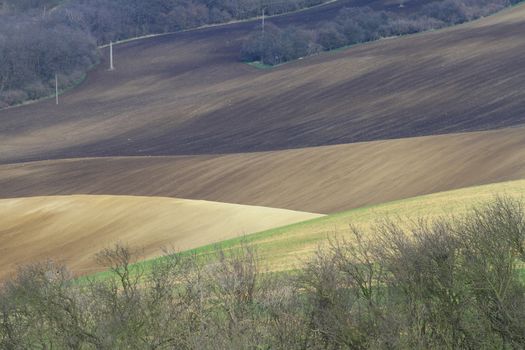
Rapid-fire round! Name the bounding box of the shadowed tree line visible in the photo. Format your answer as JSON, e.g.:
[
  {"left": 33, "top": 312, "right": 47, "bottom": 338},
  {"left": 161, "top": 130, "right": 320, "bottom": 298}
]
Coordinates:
[
  {"left": 241, "top": 0, "right": 521, "bottom": 65},
  {"left": 0, "top": 0, "right": 327, "bottom": 108},
  {"left": 0, "top": 0, "right": 521, "bottom": 107},
  {"left": 0, "top": 11, "right": 98, "bottom": 107},
  {"left": 1, "top": 197, "right": 525, "bottom": 349}
]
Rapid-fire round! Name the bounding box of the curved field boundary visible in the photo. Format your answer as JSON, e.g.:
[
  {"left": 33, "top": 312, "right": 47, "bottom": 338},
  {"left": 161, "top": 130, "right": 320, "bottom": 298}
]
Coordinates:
[
  {"left": 124, "top": 178, "right": 525, "bottom": 275},
  {"left": 0, "top": 195, "right": 323, "bottom": 279},
  {"left": 2, "top": 126, "right": 525, "bottom": 213}
]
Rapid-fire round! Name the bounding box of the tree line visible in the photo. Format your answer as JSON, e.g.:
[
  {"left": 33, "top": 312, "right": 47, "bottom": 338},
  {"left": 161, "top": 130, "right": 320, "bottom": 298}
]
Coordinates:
[
  {"left": 0, "top": 0, "right": 520, "bottom": 107},
  {"left": 0, "top": 12, "right": 98, "bottom": 107},
  {"left": 241, "top": 0, "right": 520, "bottom": 65},
  {"left": 0, "top": 0, "right": 328, "bottom": 108},
  {"left": 1, "top": 197, "right": 525, "bottom": 348}
]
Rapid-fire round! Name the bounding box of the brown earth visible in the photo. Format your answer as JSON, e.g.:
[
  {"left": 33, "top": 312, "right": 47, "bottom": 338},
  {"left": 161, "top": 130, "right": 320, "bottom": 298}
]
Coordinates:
[
  {"left": 0, "top": 195, "right": 323, "bottom": 279},
  {"left": 1, "top": 2, "right": 525, "bottom": 163},
  {"left": 2, "top": 1, "right": 525, "bottom": 276},
  {"left": 2, "top": 126, "right": 525, "bottom": 214}
]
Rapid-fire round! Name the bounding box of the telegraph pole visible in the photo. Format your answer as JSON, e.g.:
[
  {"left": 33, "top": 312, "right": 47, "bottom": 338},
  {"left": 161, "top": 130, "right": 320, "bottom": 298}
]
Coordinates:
[
  {"left": 260, "top": 7, "right": 265, "bottom": 65},
  {"left": 109, "top": 41, "right": 115, "bottom": 71},
  {"left": 55, "top": 74, "right": 59, "bottom": 105},
  {"left": 262, "top": 8, "right": 265, "bottom": 34}
]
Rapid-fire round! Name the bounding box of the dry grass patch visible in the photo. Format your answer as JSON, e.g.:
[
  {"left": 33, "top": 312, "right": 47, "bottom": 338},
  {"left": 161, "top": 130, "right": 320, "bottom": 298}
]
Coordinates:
[{"left": 184, "top": 179, "right": 525, "bottom": 271}]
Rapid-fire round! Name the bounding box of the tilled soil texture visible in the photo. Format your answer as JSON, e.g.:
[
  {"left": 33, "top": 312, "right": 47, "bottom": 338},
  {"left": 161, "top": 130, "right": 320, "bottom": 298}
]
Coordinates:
[
  {"left": 0, "top": 195, "right": 323, "bottom": 279},
  {"left": 1, "top": 2, "right": 524, "bottom": 163},
  {"left": 2, "top": 126, "right": 525, "bottom": 214}
]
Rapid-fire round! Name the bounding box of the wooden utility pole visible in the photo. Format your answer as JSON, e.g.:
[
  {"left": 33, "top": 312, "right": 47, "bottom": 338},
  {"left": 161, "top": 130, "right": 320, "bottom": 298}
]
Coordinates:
[
  {"left": 109, "top": 41, "right": 115, "bottom": 71},
  {"left": 55, "top": 74, "right": 59, "bottom": 105},
  {"left": 260, "top": 7, "right": 266, "bottom": 65},
  {"left": 262, "top": 8, "right": 265, "bottom": 34}
]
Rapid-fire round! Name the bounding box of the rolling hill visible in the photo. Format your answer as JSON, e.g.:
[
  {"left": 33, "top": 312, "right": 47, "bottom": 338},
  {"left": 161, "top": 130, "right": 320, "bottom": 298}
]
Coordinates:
[
  {"left": 1, "top": 1, "right": 525, "bottom": 345},
  {"left": 0, "top": 195, "right": 322, "bottom": 279},
  {"left": 1, "top": 2, "right": 525, "bottom": 163},
  {"left": 134, "top": 179, "right": 525, "bottom": 272},
  {"left": 1, "top": 0, "right": 525, "bottom": 282},
  {"left": 2, "top": 126, "right": 525, "bottom": 213}
]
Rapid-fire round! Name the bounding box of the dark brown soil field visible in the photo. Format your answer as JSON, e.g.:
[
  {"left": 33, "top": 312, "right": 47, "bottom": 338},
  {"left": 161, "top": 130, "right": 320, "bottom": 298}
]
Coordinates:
[
  {"left": 1, "top": 2, "right": 524, "bottom": 163},
  {"left": 2, "top": 126, "right": 525, "bottom": 213}
]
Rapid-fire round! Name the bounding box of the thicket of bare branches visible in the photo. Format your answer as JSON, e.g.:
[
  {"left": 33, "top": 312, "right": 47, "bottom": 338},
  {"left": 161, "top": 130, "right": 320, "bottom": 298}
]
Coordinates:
[{"left": 1, "top": 197, "right": 525, "bottom": 349}]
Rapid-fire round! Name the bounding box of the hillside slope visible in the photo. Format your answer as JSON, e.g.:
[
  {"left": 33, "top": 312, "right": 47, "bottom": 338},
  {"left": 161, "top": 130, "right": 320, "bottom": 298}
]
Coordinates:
[
  {"left": 164, "top": 179, "right": 525, "bottom": 271},
  {"left": 1, "top": 3, "right": 525, "bottom": 162},
  {"left": 2, "top": 126, "right": 525, "bottom": 213},
  {"left": 0, "top": 195, "right": 323, "bottom": 279}
]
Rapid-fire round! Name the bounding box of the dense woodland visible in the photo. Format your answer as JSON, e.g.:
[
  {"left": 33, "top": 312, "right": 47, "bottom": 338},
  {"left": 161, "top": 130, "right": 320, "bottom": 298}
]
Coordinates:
[
  {"left": 1, "top": 197, "right": 525, "bottom": 348},
  {"left": 0, "top": 0, "right": 326, "bottom": 107},
  {"left": 241, "top": 0, "right": 520, "bottom": 65}
]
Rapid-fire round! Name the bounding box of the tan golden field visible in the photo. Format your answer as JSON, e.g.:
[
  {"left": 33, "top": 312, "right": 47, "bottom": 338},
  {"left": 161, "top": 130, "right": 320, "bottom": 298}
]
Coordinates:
[{"left": 0, "top": 195, "right": 322, "bottom": 278}]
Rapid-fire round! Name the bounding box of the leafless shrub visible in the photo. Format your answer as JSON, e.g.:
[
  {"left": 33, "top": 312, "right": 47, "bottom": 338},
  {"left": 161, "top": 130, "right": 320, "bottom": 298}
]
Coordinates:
[
  {"left": 1, "top": 197, "right": 525, "bottom": 348},
  {"left": 457, "top": 197, "right": 525, "bottom": 348}
]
